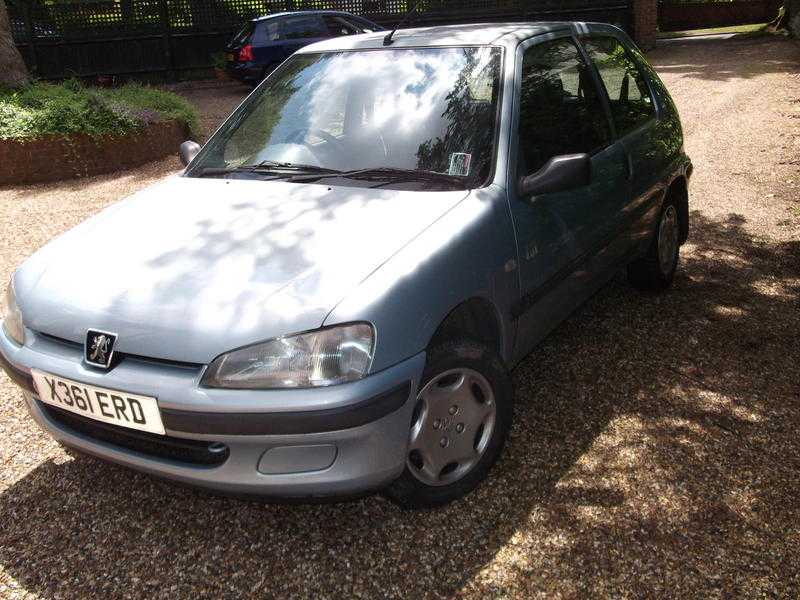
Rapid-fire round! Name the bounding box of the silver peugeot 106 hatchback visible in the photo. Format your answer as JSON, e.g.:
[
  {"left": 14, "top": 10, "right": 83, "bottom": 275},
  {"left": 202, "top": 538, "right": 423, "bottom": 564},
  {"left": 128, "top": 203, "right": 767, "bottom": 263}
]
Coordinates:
[{"left": 1, "top": 22, "right": 691, "bottom": 508}]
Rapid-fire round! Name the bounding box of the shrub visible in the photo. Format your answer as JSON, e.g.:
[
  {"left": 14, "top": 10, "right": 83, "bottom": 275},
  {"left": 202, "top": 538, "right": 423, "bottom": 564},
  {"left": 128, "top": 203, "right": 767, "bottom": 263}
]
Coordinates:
[{"left": 0, "top": 80, "right": 199, "bottom": 140}]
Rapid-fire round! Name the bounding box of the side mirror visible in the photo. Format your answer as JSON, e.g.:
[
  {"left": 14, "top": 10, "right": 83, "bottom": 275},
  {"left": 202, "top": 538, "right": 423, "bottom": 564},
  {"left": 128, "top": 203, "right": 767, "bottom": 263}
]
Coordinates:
[
  {"left": 518, "top": 153, "right": 591, "bottom": 198},
  {"left": 179, "top": 140, "right": 202, "bottom": 167}
]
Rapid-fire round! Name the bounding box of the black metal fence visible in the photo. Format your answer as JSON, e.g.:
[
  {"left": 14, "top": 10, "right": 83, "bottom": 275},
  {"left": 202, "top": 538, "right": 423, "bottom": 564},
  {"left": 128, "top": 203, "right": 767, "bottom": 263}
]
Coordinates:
[{"left": 9, "top": 0, "right": 633, "bottom": 80}]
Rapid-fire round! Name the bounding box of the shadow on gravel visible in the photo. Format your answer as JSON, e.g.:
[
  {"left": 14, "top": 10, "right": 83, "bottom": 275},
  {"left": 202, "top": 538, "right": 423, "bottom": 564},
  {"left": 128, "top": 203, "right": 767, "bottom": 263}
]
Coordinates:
[
  {"left": 648, "top": 35, "right": 800, "bottom": 82},
  {"left": 0, "top": 212, "right": 798, "bottom": 598}
]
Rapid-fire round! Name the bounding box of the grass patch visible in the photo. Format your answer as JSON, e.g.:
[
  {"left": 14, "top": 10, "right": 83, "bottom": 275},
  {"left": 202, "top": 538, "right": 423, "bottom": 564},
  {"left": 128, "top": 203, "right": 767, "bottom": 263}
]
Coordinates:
[{"left": 0, "top": 80, "right": 199, "bottom": 140}]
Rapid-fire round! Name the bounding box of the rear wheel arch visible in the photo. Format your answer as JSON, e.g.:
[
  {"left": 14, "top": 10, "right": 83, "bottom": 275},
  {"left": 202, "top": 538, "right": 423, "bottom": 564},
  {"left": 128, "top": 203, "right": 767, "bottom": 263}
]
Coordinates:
[{"left": 666, "top": 174, "right": 689, "bottom": 244}]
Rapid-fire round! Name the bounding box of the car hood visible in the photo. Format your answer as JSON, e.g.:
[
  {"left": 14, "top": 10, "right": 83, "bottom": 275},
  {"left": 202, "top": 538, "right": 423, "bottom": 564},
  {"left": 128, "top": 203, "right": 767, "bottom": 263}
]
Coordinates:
[{"left": 17, "top": 176, "right": 468, "bottom": 364}]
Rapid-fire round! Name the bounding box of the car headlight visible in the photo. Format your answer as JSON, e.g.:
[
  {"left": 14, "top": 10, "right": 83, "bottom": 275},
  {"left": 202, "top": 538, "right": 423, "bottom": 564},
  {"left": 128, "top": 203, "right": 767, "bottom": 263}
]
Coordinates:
[
  {"left": 201, "top": 323, "right": 375, "bottom": 389},
  {"left": 1, "top": 278, "right": 25, "bottom": 346}
]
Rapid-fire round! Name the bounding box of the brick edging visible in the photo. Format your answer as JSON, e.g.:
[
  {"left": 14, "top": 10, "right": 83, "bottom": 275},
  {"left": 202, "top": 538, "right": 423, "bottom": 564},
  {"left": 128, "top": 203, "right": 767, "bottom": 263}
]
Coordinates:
[{"left": 0, "top": 120, "right": 188, "bottom": 186}]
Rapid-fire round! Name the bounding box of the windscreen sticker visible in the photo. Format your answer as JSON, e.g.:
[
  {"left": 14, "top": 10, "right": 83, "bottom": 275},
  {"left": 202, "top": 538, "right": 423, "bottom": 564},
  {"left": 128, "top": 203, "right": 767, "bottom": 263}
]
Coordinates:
[{"left": 449, "top": 153, "right": 472, "bottom": 177}]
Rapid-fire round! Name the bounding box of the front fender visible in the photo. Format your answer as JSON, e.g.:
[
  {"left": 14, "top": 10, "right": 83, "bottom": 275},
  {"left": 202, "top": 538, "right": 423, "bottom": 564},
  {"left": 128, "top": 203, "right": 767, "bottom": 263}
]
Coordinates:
[{"left": 324, "top": 186, "right": 519, "bottom": 373}]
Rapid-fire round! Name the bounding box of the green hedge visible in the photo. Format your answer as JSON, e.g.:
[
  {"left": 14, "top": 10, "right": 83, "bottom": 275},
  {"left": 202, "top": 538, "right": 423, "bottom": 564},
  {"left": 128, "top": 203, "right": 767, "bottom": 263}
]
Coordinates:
[{"left": 0, "top": 80, "right": 199, "bottom": 140}]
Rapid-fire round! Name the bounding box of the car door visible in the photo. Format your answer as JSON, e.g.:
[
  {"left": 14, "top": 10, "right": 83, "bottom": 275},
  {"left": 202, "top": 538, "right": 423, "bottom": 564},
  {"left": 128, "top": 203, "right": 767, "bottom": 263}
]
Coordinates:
[
  {"left": 277, "top": 14, "right": 330, "bottom": 60},
  {"left": 580, "top": 34, "right": 664, "bottom": 255},
  {"left": 508, "top": 35, "right": 629, "bottom": 359}
]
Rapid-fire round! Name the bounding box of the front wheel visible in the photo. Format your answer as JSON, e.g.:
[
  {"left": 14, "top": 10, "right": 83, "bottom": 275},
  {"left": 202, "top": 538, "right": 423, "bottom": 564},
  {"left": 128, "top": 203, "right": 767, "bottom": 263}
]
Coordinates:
[
  {"left": 627, "top": 199, "right": 681, "bottom": 291},
  {"left": 384, "top": 339, "right": 512, "bottom": 509}
]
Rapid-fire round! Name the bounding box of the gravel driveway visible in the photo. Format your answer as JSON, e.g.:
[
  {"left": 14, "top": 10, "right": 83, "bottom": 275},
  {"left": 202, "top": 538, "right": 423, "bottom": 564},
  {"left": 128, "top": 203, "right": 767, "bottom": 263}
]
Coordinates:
[{"left": 1, "top": 35, "right": 799, "bottom": 599}]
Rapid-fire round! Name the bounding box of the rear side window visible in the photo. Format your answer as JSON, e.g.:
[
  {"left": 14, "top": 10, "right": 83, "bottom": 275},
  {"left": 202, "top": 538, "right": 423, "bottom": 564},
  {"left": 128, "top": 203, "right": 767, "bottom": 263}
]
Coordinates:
[
  {"left": 280, "top": 15, "right": 328, "bottom": 40},
  {"left": 517, "top": 38, "right": 611, "bottom": 175},
  {"left": 252, "top": 21, "right": 281, "bottom": 44},
  {"left": 581, "top": 37, "right": 655, "bottom": 136},
  {"left": 323, "top": 15, "right": 361, "bottom": 37}
]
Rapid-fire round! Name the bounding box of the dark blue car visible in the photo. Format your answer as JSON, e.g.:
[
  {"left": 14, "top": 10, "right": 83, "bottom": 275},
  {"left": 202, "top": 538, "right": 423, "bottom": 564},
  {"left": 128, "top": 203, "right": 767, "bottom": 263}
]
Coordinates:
[{"left": 225, "top": 11, "right": 384, "bottom": 85}]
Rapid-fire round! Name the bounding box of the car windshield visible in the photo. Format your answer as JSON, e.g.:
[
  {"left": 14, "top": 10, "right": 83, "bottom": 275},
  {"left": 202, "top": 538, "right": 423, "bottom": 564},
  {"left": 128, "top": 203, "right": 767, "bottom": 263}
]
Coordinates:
[{"left": 187, "top": 46, "right": 503, "bottom": 189}]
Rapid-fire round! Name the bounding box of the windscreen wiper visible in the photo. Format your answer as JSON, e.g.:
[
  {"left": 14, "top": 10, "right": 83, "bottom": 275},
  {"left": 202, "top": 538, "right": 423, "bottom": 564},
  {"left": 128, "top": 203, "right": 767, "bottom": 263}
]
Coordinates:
[
  {"left": 240, "top": 161, "right": 343, "bottom": 174},
  {"left": 289, "top": 166, "right": 467, "bottom": 186},
  {"left": 193, "top": 162, "right": 343, "bottom": 177}
]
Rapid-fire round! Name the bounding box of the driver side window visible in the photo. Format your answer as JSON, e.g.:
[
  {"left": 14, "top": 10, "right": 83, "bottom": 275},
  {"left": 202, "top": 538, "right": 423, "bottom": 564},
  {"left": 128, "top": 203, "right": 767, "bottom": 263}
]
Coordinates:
[{"left": 518, "top": 38, "right": 611, "bottom": 176}]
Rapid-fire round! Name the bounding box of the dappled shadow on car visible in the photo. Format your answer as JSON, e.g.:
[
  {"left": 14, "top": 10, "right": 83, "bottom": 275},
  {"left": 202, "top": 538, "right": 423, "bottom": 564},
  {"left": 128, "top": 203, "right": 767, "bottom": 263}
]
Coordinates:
[{"left": 0, "top": 211, "right": 798, "bottom": 597}]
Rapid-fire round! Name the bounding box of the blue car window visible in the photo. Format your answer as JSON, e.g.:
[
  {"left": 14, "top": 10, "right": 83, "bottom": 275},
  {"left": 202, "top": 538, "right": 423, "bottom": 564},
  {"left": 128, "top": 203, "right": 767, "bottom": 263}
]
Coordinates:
[
  {"left": 252, "top": 20, "right": 281, "bottom": 44},
  {"left": 518, "top": 38, "right": 611, "bottom": 175},
  {"left": 280, "top": 15, "right": 328, "bottom": 40},
  {"left": 230, "top": 22, "right": 253, "bottom": 46}
]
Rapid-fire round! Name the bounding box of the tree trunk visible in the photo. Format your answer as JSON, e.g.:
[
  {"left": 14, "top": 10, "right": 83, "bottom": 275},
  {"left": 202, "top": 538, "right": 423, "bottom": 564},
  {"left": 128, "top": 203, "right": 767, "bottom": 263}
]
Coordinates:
[
  {"left": 787, "top": 0, "right": 800, "bottom": 37},
  {"left": 0, "top": 0, "right": 28, "bottom": 88}
]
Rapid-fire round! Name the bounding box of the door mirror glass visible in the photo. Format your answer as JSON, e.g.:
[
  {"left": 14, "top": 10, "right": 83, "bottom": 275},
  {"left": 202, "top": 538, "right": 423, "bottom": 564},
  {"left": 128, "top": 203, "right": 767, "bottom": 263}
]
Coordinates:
[
  {"left": 518, "top": 153, "right": 590, "bottom": 197},
  {"left": 179, "top": 140, "right": 201, "bottom": 167}
]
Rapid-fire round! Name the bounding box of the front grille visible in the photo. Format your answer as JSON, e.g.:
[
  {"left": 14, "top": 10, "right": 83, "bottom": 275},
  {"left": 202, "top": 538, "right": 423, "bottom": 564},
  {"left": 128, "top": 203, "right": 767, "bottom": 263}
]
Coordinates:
[
  {"left": 35, "top": 331, "right": 204, "bottom": 371},
  {"left": 39, "top": 401, "right": 229, "bottom": 467}
]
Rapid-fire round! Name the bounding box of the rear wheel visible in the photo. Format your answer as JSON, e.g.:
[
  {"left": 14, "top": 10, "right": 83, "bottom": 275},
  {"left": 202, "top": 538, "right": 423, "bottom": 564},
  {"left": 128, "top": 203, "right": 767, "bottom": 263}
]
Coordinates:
[
  {"left": 384, "top": 339, "right": 512, "bottom": 509},
  {"left": 627, "top": 198, "right": 681, "bottom": 291}
]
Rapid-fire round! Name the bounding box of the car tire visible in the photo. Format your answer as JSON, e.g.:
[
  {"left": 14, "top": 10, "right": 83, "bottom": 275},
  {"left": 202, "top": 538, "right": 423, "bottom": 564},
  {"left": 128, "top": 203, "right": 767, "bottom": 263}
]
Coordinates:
[
  {"left": 384, "top": 339, "right": 512, "bottom": 509},
  {"left": 627, "top": 197, "right": 681, "bottom": 291}
]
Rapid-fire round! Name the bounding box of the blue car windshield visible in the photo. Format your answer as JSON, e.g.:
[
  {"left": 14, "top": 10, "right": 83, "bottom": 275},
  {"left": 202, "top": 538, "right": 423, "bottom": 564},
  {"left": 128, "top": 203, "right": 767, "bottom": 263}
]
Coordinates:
[{"left": 188, "top": 46, "right": 503, "bottom": 188}]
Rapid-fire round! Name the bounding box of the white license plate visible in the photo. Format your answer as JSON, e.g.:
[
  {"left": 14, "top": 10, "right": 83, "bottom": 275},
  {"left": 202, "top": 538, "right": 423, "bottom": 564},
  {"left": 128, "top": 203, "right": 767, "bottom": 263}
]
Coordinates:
[{"left": 32, "top": 370, "right": 165, "bottom": 435}]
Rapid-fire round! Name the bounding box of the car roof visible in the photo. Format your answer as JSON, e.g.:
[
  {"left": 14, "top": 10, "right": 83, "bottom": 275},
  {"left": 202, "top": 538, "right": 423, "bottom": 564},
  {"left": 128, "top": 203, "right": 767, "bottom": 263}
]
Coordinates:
[
  {"left": 252, "top": 10, "right": 370, "bottom": 22},
  {"left": 297, "top": 21, "right": 623, "bottom": 53}
]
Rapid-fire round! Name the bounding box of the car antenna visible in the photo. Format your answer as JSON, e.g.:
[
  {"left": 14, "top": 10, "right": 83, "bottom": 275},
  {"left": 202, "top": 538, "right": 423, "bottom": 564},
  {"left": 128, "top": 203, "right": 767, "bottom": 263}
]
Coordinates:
[{"left": 383, "top": 0, "right": 422, "bottom": 46}]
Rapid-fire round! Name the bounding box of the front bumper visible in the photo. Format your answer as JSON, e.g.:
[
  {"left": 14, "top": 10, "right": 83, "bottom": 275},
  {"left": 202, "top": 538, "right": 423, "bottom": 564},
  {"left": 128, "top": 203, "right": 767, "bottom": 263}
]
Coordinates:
[{"left": 1, "top": 328, "right": 425, "bottom": 499}]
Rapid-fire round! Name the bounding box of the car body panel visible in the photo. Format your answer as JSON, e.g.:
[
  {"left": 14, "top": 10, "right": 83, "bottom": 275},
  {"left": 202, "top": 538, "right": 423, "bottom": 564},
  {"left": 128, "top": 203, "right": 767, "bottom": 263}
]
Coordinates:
[
  {"left": 298, "top": 22, "right": 569, "bottom": 53},
  {"left": 326, "top": 184, "right": 520, "bottom": 372},
  {"left": 1, "top": 325, "right": 425, "bottom": 497},
  {"left": 13, "top": 176, "right": 468, "bottom": 365},
  {"left": 505, "top": 31, "right": 633, "bottom": 359}
]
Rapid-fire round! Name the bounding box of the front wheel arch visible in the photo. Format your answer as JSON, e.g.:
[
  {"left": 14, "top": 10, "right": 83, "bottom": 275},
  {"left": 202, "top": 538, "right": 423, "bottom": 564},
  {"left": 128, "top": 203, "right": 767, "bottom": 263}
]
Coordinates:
[
  {"left": 427, "top": 297, "right": 506, "bottom": 364},
  {"left": 384, "top": 338, "right": 513, "bottom": 508}
]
